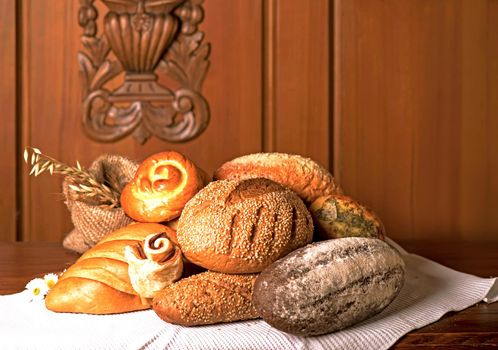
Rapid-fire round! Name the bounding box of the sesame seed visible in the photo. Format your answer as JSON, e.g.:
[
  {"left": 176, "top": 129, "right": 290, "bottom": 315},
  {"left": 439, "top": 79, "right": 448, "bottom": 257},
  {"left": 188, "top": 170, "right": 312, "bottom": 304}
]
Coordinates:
[
  {"left": 152, "top": 271, "right": 259, "bottom": 326},
  {"left": 177, "top": 178, "right": 314, "bottom": 274}
]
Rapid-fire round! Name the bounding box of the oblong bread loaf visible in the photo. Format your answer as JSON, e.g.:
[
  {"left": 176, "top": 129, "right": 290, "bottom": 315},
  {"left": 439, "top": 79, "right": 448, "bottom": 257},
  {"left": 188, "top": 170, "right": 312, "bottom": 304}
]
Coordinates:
[
  {"left": 214, "top": 152, "right": 342, "bottom": 203},
  {"left": 152, "top": 271, "right": 259, "bottom": 326},
  {"left": 310, "top": 195, "right": 385, "bottom": 240},
  {"left": 253, "top": 237, "right": 405, "bottom": 336}
]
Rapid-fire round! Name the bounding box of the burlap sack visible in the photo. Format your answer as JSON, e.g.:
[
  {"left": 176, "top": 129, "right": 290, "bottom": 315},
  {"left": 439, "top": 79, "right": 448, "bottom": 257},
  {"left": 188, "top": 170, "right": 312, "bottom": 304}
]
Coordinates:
[{"left": 62, "top": 154, "right": 139, "bottom": 253}]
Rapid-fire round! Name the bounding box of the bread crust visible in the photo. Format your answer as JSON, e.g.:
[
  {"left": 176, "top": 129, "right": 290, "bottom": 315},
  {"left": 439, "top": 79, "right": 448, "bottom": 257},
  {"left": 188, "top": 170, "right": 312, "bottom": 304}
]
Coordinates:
[
  {"left": 310, "top": 195, "right": 385, "bottom": 240},
  {"left": 45, "top": 223, "right": 172, "bottom": 314},
  {"left": 45, "top": 277, "right": 148, "bottom": 314},
  {"left": 177, "top": 178, "right": 314, "bottom": 274},
  {"left": 121, "top": 151, "right": 208, "bottom": 223},
  {"left": 213, "top": 153, "right": 342, "bottom": 203},
  {"left": 152, "top": 271, "right": 259, "bottom": 326},
  {"left": 252, "top": 237, "right": 405, "bottom": 336}
]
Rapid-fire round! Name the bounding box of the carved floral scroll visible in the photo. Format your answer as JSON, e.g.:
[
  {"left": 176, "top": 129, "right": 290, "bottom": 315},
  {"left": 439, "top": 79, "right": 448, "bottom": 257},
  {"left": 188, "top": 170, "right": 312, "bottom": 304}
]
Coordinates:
[{"left": 78, "top": 0, "right": 210, "bottom": 144}]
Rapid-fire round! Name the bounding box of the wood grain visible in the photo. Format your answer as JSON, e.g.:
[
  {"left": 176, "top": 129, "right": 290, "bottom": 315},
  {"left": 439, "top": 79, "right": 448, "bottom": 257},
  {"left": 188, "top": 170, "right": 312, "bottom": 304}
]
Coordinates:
[
  {"left": 15, "top": 0, "right": 498, "bottom": 243},
  {"left": 0, "top": 242, "right": 79, "bottom": 295},
  {"left": 0, "top": 0, "right": 17, "bottom": 241},
  {"left": 334, "top": 0, "right": 498, "bottom": 241},
  {"left": 264, "top": 0, "right": 331, "bottom": 168},
  {"left": 20, "top": 0, "right": 263, "bottom": 242},
  {"left": 393, "top": 239, "right": 498, "bottom": 348}
]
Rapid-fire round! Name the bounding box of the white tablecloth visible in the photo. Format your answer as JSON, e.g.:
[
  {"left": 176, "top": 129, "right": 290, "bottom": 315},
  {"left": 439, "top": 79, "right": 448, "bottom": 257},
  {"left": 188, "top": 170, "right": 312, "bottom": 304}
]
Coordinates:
[{"left": 1, "top": 239, "right": 496, "bottom": 350}]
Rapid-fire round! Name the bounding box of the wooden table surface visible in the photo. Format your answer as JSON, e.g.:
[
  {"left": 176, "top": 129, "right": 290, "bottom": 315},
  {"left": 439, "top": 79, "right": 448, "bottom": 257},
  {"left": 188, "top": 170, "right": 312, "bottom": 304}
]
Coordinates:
[{"left": 0, "top": 240, "right": 497, "bottom": 349}]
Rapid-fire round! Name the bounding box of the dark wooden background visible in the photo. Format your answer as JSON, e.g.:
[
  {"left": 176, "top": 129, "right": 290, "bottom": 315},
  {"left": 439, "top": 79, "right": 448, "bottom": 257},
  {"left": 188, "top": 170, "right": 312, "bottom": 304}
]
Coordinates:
[
  {"left": 334, "top": 0, "right": 498, "bottom": 242},
  {"left": 0, "top": 0, "right": 497, "bottom": 243}
]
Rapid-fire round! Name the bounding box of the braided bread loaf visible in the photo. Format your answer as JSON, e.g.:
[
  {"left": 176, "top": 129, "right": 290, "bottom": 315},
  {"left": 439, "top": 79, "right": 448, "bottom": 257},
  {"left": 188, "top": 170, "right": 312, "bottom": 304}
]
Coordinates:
[{"left": 45, "top": 222, "right": 176, "bottom": 314}]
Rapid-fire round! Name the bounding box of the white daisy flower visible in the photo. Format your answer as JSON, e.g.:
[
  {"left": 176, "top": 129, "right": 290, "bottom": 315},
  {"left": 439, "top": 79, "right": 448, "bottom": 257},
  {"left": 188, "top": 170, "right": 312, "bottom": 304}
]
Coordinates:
[
  {"left": 43, "top": 273, "right": 59, "bottom": 289},
  {"left": 25, "top": 278, "right": 49, "bottom": 301}
]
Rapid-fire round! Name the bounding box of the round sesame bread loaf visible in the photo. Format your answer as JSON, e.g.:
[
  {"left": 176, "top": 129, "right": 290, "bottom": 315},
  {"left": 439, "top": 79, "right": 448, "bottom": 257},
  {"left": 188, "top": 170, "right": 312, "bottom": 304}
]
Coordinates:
[
  {"left": 310, "top": 195, "right": 385, "bottom": 240},
  {"left": 152, "top": 271, "right": 259, "bottom": 326},
  {"left": 213, "top": 152, "right": 342, "bottom": 203},
  {"left": 252, "top": 237, "right": 405, "bottom": 336},
  {"left": 177, "top": 178, "right": 314, "bottom": 274}
]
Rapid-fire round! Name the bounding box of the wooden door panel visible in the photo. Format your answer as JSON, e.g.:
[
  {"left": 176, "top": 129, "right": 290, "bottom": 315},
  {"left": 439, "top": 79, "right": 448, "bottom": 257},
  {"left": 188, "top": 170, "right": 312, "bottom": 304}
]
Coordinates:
[
  {"left": 264, "top": 0, "right": 331, "bottom": 169},
  {"left": 18, "top": 0, "right": 334, "bottom": 242},
  {"left": 21, "top": 0, "right": 263, "bottom": 241},
  {"left": 9, "top": 0, "right": 498, "bottom": 242},
  {"left": 0, "top": 0, "right": 17, "bottom": 241},
  {"left": 334, "top": 0, "right": 498, "bottom": 241}
]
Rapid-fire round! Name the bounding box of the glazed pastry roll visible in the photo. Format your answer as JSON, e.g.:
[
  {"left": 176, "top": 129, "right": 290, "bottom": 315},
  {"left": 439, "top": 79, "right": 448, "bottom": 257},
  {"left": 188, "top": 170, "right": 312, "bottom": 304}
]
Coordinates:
[{"left": 121, "top": 151, "right": 209, "bottom": 222}]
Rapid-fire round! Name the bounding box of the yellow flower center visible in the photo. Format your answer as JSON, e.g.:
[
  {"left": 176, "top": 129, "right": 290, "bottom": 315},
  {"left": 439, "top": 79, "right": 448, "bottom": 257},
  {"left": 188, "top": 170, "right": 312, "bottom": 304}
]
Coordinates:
[
  {"left": 33, "top": 288, "right": 40, "bottom": 296},
  {"left": 46, "top": 280, "right": 55, "bottom": 288}
]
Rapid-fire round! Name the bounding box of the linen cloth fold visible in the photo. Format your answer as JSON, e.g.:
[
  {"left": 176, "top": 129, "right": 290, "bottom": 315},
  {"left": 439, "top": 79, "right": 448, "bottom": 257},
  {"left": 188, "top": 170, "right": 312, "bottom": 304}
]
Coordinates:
[{"left": 0, "top": 239, "right": 496, "bottom": 350}]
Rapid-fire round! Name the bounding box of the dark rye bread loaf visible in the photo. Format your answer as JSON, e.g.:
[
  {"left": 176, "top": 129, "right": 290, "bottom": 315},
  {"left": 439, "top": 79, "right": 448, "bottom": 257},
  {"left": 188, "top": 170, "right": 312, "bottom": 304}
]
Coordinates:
[
  {"left": 152, "top": 271, "right": 259, "bottom": 326},
  {"left": 252, "top": 237, "right": 405, "bottom": 336},
  {"left": 177, "top": 178, "right": 314, "bottom": 274}
]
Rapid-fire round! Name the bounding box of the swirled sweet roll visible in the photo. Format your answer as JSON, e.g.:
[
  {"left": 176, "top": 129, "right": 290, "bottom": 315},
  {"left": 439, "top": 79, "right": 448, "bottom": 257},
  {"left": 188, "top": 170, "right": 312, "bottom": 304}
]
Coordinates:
[
  {"left": 125, "top": 232, "right": 183, "bottom": 299},
  {"left": 121, "top": 151, "right": 209, "bottom": 223}
]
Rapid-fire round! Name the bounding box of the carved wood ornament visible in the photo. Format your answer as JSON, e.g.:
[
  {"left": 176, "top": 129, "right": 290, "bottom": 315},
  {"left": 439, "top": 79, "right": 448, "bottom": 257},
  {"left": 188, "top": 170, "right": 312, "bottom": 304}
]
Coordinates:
[{"left": 78, "top": 0, "right": 210, "bottom": 144}]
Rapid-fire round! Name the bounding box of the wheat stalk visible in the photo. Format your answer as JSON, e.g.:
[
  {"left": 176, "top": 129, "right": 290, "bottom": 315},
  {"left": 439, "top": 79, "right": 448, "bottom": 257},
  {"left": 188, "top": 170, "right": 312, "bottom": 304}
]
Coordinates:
[{"left": 23, "top": 147, "right": 121, "bottom": 209}]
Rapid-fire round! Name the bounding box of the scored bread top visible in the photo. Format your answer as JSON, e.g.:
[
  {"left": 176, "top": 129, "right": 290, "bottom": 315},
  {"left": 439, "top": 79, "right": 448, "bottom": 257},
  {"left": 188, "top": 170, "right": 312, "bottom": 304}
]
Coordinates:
[
  {"left": 177, "top": 178, "right": 314, "bottom": 274},
  {"left": 213, "top": 152, "right": 342, "bottom": 203},
  {"left": 252, "top": 237, "right": 406, "bottom": 336}
]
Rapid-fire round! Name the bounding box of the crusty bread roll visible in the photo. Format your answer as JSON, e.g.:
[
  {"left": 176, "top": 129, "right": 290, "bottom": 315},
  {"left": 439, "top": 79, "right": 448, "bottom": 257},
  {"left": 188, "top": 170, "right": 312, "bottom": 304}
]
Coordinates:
[
  {"left": 121, "top": 151, "right": 209, "bottom": 223},
  {"left": 310, "top": 195, "right": 385, "bottom": 240},
  {"left": 213, "top": 152, "right": 342, "bottom": 203},
  {"left": 177, "top": 178, "right": 313, "bottom": 274},
  {"left": 45, "top": 222, "right": 175, "bottom": 314},
  {"left": 152, "top": 271, "right": 259, "bottom": 326}
]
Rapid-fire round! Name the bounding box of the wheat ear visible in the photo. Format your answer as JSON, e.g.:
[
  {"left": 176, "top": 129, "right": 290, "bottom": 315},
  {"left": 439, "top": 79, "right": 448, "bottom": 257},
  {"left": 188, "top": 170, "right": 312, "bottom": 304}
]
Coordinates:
[{"left": 23, "top": 147, "right": 121, "bottom": 209}]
